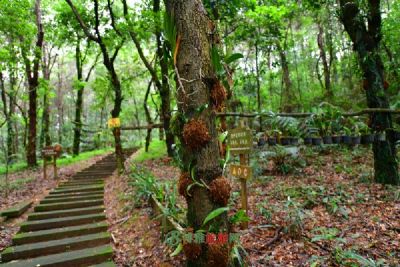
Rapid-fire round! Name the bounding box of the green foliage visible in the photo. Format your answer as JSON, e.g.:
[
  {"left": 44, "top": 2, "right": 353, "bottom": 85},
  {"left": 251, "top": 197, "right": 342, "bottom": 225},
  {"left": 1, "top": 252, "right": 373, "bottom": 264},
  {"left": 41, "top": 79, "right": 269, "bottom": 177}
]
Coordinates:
[
  {"left": 128, "top": 165, "right": 163, "bottom": 206},
  {"left": 265, "top": 114, "right": 301, "bottom": 137},
  {"left": 163, "top": 11, "right": 177, "bottom": 55},
  {"left": 284, "top": 197, "right": 306, "bottom": 239},
  {"left": 133, "top": 140, "right": 167, "bottom": 162},
  {"left": 332, "top": 248, "right": 386, "bottom": 267},
  {"left": 0, "top": 148, "right": 112, "bottom": 175},
  {"left": 311, "top": 227, "right": 341, "bottom": 242},
  {"left": 229, "top": 209, "right": 250, "bottom": 225},
  {"left": 202, "top": 206, "right": 229, "bottom": 227}
]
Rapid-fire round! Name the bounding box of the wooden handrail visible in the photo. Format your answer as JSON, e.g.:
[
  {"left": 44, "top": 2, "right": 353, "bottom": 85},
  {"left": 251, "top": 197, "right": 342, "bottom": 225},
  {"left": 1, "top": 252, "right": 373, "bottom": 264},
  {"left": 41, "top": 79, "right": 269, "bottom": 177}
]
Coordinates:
[{"left": 216, "top": 108, "right": 400, "bottom": 118}]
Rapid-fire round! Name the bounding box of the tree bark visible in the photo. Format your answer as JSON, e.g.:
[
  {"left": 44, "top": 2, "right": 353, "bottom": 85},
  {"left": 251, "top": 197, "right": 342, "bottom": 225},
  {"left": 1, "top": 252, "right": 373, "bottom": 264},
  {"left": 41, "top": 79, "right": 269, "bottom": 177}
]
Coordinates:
[
  {"left": 144, "top": 81, "right": 153, "bottom": 152},
  {"left": 167, "top": 1, "right": 229, "bottom": 266},
  {"left": 154, "top": 0, "right": 174, "bottom": 156},
  {"left": 23, "top": 0, "right": 44, "bottom": 167},
  {"left": 255, "top": 42, "right": 262, "bottom": 131},
  {"left": 317, "top": 22, "right": 333, "bottom": 97},
  {"left": 339, "top": 0, "right": 399, "bottom": 185},
  {"left": 73, "top": 38, "right": 84, "bottom": 156},
  {"left": 0, "top": 72, "right": 14, "bottom": 161},
  {"left": 276, "top": 41, "right": 295, "bottom": 112},
  {"left": 40, "top": 43, "right": 54, "bottom": 148}
]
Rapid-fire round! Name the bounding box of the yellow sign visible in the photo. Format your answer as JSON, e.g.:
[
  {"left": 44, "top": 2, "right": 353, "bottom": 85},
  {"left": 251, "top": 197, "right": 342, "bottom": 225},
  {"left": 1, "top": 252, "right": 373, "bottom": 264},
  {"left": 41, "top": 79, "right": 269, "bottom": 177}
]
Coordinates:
[
  {"left": 108, "top": 118, "right": 121, "bottom": 129},
  {"left": 230, "top": 164, "right": 253, "bottom": 180}
]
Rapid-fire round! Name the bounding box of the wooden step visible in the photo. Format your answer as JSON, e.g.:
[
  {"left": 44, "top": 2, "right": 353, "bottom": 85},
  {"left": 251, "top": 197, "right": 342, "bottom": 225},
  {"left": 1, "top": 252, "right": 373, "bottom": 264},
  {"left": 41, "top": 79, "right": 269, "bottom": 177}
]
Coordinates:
[
  {"left": 1, "top": 232, "right": 110, "bottom": 261},
  {"left": 28, "top": 206, "right": 104, "bottom": 221},
  {"left": 0, "top": 201, "right": 33, "bottom": 219},
  {"left": 40, "top": 195, "right": 103, "bottom": 205},
  {"left": 0, "top": 245, "right": 113, "bottom": 266},
  {"left": 20, "top": 214, "right": 106, "bottom": 232},
  {"left": 50, "top": 185, "right": 104, "bottom": 195},
  {"left": 35, "top": 199, "right": 104, "bottom": 212},
  {"left": 13, "top": 222, "right": 108, "bottom": 245},
  {"left": 45, "top": 191, "right": 104, "bottom": 199}
]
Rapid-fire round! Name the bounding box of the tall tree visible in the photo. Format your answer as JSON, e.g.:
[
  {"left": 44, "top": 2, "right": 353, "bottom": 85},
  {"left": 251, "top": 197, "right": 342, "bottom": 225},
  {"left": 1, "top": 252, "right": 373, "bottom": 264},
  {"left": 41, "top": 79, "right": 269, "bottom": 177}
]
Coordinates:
[
  {"left": 166, "top": 0, "right": 230, "bottom": 265},
  {"left": 40, "top": 42, "right": 57, "bottom": 147},
  {"left": 339, "top": 0, "right": 399, "bottom": 185},
  {"left": 66, "top": 0, "right": 125, "bottom": 170},
  {"left": 121, "top": 0, "right": 175, "bottom": 156},
  {"left": 21, "top": 0, "right": 44, "bottom": 167},
  {"left": 72, "top": 38, "right": 97, "bottom": 155}
]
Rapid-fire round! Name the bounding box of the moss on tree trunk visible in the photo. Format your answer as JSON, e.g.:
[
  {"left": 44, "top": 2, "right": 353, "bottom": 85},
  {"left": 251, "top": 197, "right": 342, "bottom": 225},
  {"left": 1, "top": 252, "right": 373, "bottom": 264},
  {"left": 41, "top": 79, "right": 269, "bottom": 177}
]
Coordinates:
[{"left": 167, "top": 0, "right": 230, "bottom": 266}]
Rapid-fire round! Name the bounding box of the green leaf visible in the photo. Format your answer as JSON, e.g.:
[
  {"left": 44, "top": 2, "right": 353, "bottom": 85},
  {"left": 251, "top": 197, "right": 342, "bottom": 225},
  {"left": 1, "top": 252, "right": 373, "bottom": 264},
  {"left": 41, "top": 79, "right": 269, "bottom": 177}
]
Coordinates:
[
  {"left": 229, "top": 209, "right": 250, "bottom": 225},
  {"left": 211, "top": 46, "right": 224, "bottom": 75},
  {"left": 170, "top": 243, "right": 183, "bottom": 257},
  {"left": 202, "top": 207, "right": 229, "bottom": 227},
  {"left": 225, "top": 53, "right": 244, "bottom": 64},
  {"left": 218, "top": 131, "right": 228, "bottom": 142}
]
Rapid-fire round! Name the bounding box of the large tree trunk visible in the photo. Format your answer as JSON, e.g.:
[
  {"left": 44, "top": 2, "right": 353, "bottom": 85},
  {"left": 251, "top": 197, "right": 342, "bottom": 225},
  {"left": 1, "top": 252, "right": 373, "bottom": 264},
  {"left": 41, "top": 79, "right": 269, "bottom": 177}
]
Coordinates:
[
  {"left": 167, "top": 1, "right": 229, "bottom": 266},
  {"left": 340, "top": 0, "right": 399, "bottom": 185}
]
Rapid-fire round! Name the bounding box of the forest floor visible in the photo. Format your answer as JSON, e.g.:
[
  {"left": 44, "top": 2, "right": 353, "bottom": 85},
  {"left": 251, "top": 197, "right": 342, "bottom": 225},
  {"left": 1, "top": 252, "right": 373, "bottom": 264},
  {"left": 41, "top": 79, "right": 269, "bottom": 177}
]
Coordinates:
[
  {"left": 1, "top": 145, "right": 399, "bottom": 266},
  {"left": 105, "top": 150, "right": 183, "bottom": 266},
  {"left": 0, "top": 152, "right": 111, "bottom": 251},
  {"left": 114, "top": 145, "right": 400, "bottom": 267}
]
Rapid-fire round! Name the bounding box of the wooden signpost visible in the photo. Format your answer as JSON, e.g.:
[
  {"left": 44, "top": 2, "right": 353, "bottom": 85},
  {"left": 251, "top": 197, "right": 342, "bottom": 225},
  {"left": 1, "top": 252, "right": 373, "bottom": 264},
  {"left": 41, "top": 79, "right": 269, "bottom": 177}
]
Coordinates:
[
  {"left": 228, "top": 121, "right": 253, "bottom": 228},
  {"left": 42, "top": 145, "right": 62, "bottom": 180}
]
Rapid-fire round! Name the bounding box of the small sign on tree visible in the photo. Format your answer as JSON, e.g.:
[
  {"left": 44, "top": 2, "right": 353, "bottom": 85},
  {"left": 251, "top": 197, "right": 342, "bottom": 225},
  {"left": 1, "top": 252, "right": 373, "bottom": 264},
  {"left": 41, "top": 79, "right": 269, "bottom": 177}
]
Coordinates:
[{"left": 108, "top": 118, "right": 121, "bottom": 129}]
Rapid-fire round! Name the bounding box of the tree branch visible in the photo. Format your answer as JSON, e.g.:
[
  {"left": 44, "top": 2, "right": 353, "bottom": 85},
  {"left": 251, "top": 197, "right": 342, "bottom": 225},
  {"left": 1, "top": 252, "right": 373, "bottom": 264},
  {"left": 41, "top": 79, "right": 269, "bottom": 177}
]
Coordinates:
[
  {"left": 65, "top": 0, "right": 99, "bottom": 42},
  {"left": 107, "top": 0, "right": 122, "bottom": 36},
  {"left": 85, "top": 52, "right": 101, "bottom": 82},
  {"left": 111, "top": 39, "right": 125, "bottom": 64},
  {"left": 121, "top": 0, "right": 162, "bottom": 90}
]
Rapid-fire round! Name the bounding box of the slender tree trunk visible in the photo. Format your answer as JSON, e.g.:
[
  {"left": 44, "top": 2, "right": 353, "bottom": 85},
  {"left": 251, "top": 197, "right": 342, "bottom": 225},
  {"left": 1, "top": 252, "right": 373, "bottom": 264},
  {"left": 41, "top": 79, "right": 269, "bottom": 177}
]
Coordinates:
[
  {"left": 317, "top": 22, "right": 333, "bottom": 97},
  {"left": 276, "top": 41, "right": 295, "bottom": 112},
  {"left": 255, "top": 42, "right": 262, "bottom": 131},
  {"left": 144, "top": 81, "right": 153, "bottom": 152},
  {"left": 0, "top": 72, "right": 13, "bottom": 161},
  {"left": 24, "top": 0, "right": 44, "bottom": 167},
  {"left": 27, "top": 79, "right": 38, "bottom": 166},
  {"left": 40, "top": 44, "right": 51, "bottom": 147},
  {"left": 66, "top": 0, "right": 125, "bottom": 171},
  {"left": 154, "top": 0, "right": 174, "bottom": 156},
  {"left": 73, "top": 38, "right": 84, "bottom": 156},
  {"left": 167, "top": 1, "right": 229, "bottom": 266},
  {"left": 340, "top": 0, "right": 399, "bottom": 185}
]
